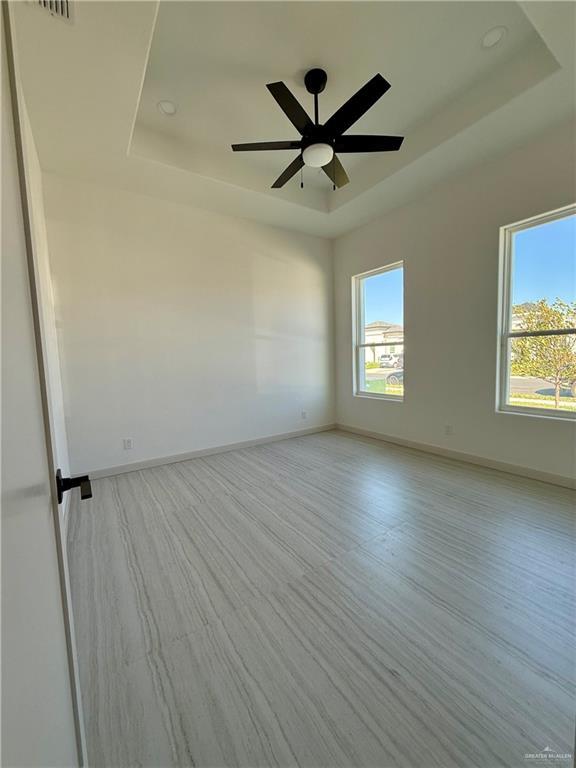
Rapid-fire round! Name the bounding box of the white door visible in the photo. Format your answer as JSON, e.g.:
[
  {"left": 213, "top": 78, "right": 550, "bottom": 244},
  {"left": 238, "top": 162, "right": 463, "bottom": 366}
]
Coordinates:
[{"left": 1, "top": 7, "right": 85, "bottom": 766}]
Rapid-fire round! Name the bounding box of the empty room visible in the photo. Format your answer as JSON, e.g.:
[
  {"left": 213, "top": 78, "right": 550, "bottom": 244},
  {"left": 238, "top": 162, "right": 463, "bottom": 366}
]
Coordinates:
[{"left": 2, "top": 1, "right": 575, "bottom": 766}]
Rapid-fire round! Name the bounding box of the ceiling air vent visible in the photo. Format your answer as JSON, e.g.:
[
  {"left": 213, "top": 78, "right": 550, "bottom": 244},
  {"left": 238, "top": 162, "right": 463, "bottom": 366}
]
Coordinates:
[{"left": 38, "top": 0, "right": 71, "bottom": 21}]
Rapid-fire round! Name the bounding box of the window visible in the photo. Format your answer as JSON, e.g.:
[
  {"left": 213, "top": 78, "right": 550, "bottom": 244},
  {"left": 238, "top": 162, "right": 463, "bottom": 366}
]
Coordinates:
[
  {"left": 498, "top": 205, "right": 576, "bottom": 418},
  {"left": 353, "top": 262, "right": 404, "bottom": 400}
]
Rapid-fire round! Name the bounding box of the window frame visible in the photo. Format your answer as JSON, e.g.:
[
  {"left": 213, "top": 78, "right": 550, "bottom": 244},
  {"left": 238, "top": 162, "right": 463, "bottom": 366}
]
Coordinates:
[
  {"left": 352, "top": 261, "right": 405, "bottom": 402},
  {"left": 496, "top": 204, "right": 576, "bottom": 421}
]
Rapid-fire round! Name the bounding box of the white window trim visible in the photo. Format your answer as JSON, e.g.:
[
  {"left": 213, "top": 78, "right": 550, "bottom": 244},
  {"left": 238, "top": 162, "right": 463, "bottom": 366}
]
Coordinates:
[
  {"left": 352, "top": 261, "right": 404, "bottom": 402},
  {"left": 496, "top": 203, "right": 576, "bottom": 421}
]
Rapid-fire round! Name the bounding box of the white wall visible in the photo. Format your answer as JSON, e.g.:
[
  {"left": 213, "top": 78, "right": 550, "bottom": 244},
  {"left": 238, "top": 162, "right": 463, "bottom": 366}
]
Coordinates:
[
  {"left": 334, "top": 119, "right": 576, "bottom": 482},
  {"left": 43, "top": 175, "right": 334, "bottom": 474}
]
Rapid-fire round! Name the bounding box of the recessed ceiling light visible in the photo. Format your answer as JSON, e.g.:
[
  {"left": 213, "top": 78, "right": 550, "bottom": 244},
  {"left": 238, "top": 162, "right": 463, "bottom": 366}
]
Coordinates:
[
  {"left": 482, "top": 26, "right": 507, "bottom": 49},
  {"left": 157, "top": 100, "right": 177, "bottom": 116}
]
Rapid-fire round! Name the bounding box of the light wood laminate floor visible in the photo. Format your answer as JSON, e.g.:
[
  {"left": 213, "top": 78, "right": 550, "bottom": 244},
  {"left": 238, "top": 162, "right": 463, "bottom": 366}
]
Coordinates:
[{"left": 68, "top": 430, "right": 575, "bottom": 767}]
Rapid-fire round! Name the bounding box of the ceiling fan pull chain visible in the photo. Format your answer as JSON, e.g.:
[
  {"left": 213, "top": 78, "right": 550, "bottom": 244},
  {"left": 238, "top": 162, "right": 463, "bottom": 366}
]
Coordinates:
[{"left": 300, "top": 165, "right": 304, "bottom": 189}]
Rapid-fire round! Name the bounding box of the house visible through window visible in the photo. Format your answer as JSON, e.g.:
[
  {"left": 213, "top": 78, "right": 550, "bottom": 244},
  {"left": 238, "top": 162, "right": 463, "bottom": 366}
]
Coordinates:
[
  {"left": 353, "top": 262, "right": 404, "bottom": 399},
  {"left": 498, "top": 205, "right": 576, "bottom": 418}
]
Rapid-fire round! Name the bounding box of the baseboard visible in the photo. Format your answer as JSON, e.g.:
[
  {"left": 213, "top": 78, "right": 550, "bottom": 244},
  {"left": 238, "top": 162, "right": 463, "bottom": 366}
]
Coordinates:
[
  {"left": 336, "top": 424, "right": 576, "bottom": 490},
  {"left": 89, "top": 424, "right": 337, "bottom": 479}
]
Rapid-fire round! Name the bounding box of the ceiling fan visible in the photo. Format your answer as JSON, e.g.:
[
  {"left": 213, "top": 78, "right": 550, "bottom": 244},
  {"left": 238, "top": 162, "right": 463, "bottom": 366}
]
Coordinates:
[{"left": 231, "top": 68, "right": 404, "bottom": 189}]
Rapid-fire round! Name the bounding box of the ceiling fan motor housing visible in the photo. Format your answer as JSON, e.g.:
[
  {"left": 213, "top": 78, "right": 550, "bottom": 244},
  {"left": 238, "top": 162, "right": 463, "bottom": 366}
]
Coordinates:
[
  {"left": 304, "top": 68, "right": 328, "bottom": 95},
  {"left": 301, "top": 129, "right": 333, "bottom": 149}
]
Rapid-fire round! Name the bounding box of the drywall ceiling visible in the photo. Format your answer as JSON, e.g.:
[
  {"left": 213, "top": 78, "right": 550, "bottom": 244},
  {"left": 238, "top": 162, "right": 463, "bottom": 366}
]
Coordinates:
[{"left": 12, "top": 1, "right": 576, "bottom": 238}]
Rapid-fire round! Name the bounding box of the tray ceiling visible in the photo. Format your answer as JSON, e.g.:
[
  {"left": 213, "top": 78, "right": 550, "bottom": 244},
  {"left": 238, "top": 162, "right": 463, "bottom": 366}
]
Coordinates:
[{"left": 12, "top": 1, "right": 576, "bottom": 236}]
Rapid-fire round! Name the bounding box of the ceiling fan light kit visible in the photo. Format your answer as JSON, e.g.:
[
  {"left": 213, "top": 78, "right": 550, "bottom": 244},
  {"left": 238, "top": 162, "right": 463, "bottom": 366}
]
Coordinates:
[
  {"left": 302, "top": 142, "right": 333, "bottom": 168},
  {"left": 232, "top": 68, "right": 404, "bottom": 189}
]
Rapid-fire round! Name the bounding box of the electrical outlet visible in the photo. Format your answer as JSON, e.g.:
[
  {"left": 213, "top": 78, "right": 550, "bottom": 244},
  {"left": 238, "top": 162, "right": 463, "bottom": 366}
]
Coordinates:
[
  {"left": 123, "top": 438, "right": 133, "bottom": 450},
  {"left": 301, "top": 410, "right": 308, "bottom": 420},
  {"left": 444, "top": 424, "right": 454, "bottom": 436}
]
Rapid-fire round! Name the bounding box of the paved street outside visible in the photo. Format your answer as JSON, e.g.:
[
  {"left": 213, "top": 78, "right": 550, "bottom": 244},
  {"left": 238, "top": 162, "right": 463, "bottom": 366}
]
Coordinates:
[
  {"left": 365, "top": 366, "right": 401, "bottom": 379},
  {"left": 509, "top": 376, "right": 571, "bottom": 396}
]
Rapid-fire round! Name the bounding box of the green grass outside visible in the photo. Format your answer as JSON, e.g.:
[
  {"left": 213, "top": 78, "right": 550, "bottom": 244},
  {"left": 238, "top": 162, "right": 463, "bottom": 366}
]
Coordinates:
[
  {"left": 364, "top": 380, "right": 403, "bottom": 396},
  {"left": 511, "top": 391, "right": 575, "bottom": 402},
  {"left": 364, "top": 377, "right": 575, "bottom": 411},
  {"left": 509, "top": 397, "right": 576, "bottom": 412}
]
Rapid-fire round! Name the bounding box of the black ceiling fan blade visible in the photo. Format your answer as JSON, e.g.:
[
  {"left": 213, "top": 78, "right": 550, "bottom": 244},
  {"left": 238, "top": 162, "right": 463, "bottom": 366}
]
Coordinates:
[
  {"left": 322, "top": 155, "right": 349, "bottom": 188},
  {"left": 271, "top": 154, "right": 305, "bottom": 188},
  {"left": 232, "top": 141, "right": 302, "bottom": 152},
  {"left": 325, "top": 74, "right": 391, "bottom": 137},
  {"left": 266, "top": 82, "right": 314, "bottom": 135},
  {"left": 334, "top": 135, "right": 404, "bottom": 153}
]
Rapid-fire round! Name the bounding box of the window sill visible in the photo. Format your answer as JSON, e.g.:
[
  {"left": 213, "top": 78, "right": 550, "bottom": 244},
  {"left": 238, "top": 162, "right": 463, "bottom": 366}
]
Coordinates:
[
  {"left": 354, "top": 392, "right": 404, "bottom": 403},
  {"left": 497, "top": 405, "right": 576, "bottom": 422}
]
